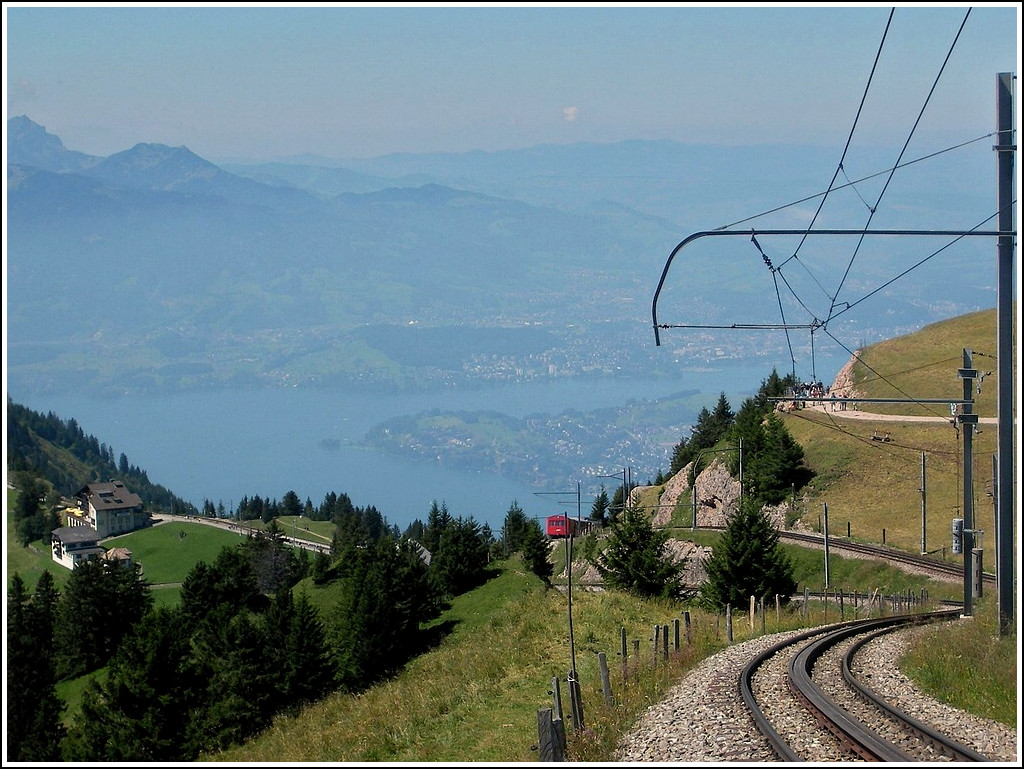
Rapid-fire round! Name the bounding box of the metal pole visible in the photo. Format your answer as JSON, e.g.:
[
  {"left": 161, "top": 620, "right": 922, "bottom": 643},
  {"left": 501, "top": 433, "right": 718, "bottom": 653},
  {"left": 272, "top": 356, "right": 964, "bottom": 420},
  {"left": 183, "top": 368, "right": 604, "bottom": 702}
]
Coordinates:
[
  {"left": 994, "top": 72, "right": 1015, "bottom": 636},
  {"left": 959, "top": 348, "right": 976, "bottom": 617},
  {"left": 738, "top": 437, "right": 743, "bottom": 501},
  {"left": 920, "top": 452, "right": 927, "bottom": 555},
  {"left": 823, "top": 502, "right": 830, "bottom": 590},
  {"left": 692, "top": 482, "right": 697, "bottom": 532},
  {"left": 566, "top": 530, "right": 578, "bottom": 683}
]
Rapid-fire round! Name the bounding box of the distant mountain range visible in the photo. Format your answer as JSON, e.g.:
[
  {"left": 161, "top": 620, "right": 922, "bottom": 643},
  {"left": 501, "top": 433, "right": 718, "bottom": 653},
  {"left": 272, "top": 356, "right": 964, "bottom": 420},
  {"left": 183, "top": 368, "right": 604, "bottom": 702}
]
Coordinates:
[{"left": 5, "top": 115, "right": 1000, "bottom": 397}]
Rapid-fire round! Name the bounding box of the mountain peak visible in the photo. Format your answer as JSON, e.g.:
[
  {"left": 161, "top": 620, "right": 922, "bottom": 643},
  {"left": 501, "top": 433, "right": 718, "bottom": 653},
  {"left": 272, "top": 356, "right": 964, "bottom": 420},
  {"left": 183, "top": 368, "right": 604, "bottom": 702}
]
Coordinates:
[
  {"left": 6, "top": 115, "right": 100, "bottom": 172},
  {"left": 91, "top": 142, "right": 223, "bottom": 191}
]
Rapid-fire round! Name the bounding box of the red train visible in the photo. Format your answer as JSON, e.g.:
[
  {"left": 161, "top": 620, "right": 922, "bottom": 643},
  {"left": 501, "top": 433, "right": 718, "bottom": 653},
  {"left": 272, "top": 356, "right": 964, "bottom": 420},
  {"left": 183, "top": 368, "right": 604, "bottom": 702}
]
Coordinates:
[{"left": 546, "top": 515, "right": 593, "bottom": 539}]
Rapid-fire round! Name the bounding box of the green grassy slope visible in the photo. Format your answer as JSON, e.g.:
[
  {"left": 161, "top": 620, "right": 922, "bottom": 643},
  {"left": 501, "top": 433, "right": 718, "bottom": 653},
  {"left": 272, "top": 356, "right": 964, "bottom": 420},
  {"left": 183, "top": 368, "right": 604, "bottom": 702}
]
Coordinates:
[{"left": 784, "top": 307, "right": 1008, "bottom": 556}]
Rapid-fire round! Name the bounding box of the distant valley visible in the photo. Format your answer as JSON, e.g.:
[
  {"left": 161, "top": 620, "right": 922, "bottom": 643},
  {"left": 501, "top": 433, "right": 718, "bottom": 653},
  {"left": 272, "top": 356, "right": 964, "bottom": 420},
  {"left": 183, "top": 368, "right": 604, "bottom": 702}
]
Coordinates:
[{"left": 5, "top": 115, "right": 999, "bottom": 401}]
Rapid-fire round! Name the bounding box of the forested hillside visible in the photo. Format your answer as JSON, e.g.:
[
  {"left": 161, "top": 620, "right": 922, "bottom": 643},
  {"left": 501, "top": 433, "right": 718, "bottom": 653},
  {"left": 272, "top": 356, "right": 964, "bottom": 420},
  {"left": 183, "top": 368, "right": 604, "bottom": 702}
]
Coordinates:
[{"left": 6, "top": 399, "right": 197, "bottom": 515}]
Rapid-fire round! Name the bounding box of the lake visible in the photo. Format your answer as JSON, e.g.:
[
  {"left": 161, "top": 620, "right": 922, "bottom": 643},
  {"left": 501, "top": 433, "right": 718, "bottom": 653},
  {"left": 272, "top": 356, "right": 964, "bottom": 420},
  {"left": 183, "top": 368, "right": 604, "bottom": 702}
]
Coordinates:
[{"left": 9, "top": 356, "right": 844, "bottom": 533}]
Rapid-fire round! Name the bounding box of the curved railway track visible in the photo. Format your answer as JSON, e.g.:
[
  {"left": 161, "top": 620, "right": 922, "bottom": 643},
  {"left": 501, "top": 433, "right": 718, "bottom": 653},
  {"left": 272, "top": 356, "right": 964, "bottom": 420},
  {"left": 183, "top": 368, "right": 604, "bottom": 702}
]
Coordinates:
[{"left": 740, "top": 610, "right": 996, "bottom": 762}]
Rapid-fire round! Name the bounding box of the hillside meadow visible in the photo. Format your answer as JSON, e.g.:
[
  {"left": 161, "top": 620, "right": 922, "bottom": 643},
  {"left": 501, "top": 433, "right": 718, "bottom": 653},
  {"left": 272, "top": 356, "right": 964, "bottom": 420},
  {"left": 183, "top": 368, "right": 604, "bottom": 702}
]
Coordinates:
[{"left": 784, "top": 307, "right": 1007, "bottom": 557}]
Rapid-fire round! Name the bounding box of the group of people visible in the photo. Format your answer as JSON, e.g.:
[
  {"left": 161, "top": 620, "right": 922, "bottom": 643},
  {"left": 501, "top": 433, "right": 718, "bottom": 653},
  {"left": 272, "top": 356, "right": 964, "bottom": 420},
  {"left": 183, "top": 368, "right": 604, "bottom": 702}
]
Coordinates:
[{"left": 778, "top": 381, "right": 852, "bottom": 412}]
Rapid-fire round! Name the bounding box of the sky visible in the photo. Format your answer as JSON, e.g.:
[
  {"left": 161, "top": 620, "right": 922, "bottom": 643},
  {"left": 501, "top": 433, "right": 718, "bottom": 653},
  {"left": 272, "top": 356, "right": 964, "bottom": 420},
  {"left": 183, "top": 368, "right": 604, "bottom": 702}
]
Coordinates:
[{"left": 3, "top": 3, "right": 1020, "bottom": 163}]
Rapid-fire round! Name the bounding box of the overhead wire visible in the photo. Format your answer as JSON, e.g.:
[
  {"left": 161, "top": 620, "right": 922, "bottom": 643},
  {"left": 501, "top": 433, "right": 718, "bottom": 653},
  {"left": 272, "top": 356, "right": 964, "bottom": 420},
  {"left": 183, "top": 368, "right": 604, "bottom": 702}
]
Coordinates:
[
  {"left": 658, "top": 10, "right": 993, "bottom": 398},
  {"left": 827, "top": 209, "right": 1006, "bottom": 322},
  {"left": 762, "top": 7, "right": 895, "bottom": 382},
  {"left": 825, "top": 8, "right": 973, "bottom": 326},
  {"left": 783, "top": 407, "right": 970, "bottom": 464},
  {"left": 715, "top": 133, "right": 997, "bottom": 231},
  {"left": 820, "top": 325, "right": 954, "bottom": 421},
  {"left": 773, "top": 10, "right": 977, "bottom": 389}
]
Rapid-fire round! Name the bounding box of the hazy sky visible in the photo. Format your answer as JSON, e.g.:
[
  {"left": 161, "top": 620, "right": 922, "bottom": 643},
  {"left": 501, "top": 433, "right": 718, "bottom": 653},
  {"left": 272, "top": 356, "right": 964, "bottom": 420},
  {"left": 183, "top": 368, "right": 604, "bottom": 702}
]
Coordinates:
[{"left": 3, "top": 3, "right": 1020, "bottom": 162}]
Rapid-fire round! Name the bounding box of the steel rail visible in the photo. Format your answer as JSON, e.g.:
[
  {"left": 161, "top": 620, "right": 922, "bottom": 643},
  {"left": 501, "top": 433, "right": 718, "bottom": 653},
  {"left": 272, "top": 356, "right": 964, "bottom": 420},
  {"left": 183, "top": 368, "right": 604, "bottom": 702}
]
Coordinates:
[
  {"left": 787, "top": 613, "right": 948, "bottom": 761},
  {"left": 842, "top": 622, "right": 991, "bottom": 761}
]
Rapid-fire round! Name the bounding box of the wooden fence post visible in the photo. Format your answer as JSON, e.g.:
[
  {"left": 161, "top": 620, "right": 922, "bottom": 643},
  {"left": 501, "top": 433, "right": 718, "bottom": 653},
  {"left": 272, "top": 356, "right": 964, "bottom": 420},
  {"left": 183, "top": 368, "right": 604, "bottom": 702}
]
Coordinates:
[
  {"left": 619, "top": 627, "right": 628, "bottom": 685},
  {"left": 536, "top": 708, "right": 565, "bottom": 762},
  {"left": 598, "top": 652, "right": 613, "bottom": 706},
  {"left": 662, "top": 624, "right": 669, "bottom": 662},
  {"left": 673, "top": 618, "right": 680, "bottom": 652},
  {"left": 684, "top": 611, "right": 691, "bottom": 645},
  {"left": 551, "top": 676, "right": 563, "bottom": 723},
  {"left": 749, "top": 595, "right": 755, "bottom": 630},
  {"left": 759, "top": 596, "right": 765, "bottom": 635},
  {"left": 725, "top": 604, "right": 733, "bottom": 643}
]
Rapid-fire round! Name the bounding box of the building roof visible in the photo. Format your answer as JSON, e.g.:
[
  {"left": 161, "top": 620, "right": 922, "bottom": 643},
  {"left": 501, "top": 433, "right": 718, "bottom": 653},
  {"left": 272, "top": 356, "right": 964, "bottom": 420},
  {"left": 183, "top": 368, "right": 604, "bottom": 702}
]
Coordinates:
[
  {"left": 77, "top": 481, "right": 143, "bottom": 511},
  {"left": 52, "top": 526, "right": 101, "bottom": 544}
]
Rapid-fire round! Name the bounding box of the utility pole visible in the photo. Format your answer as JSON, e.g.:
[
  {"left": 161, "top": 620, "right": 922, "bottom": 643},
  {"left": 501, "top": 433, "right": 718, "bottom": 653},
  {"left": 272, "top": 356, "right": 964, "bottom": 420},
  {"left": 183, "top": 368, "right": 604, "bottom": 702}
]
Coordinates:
[
  {"left": 651, "top": 73, "right": 1017, "bottom": 634},
  {"left": 957, "top": 349, "right": 978, "bottom": 617},
  {"left": 994, "top": 72, "right": 1015, "bottom": 637},
  {"left": 920, "top": 452, "right": 926, "bottom": 555}
]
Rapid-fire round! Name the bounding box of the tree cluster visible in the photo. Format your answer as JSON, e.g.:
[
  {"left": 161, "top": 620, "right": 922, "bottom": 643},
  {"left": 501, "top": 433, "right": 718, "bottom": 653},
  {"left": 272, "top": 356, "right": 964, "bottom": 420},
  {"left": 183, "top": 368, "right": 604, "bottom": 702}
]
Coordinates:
[
  {"left": 669, "top": 392, "right": 735, "bottom": 476},
  {"left": 6, "top": 515, "right": 441, "bottom": 761},
  {"left": 667, "top": 371, "right": 809, "bottom": 506}
]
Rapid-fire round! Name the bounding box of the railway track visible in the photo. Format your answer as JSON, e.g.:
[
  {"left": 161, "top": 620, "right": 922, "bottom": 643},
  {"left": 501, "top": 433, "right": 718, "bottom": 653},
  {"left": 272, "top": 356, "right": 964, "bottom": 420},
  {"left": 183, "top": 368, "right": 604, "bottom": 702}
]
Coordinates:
[
  {"left": 696, "top": 525, "right": 996, "bottom": 587},
  {"left": 740, "top": 611, "right": 998, "bottom": 762}
]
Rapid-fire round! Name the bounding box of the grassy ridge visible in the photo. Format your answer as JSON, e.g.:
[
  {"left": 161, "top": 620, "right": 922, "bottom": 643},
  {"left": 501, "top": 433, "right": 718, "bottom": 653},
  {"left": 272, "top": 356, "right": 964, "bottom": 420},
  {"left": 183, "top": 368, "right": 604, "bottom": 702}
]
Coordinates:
[{"left": 783, "top": 307, "right": 1005, "bottom": 556}]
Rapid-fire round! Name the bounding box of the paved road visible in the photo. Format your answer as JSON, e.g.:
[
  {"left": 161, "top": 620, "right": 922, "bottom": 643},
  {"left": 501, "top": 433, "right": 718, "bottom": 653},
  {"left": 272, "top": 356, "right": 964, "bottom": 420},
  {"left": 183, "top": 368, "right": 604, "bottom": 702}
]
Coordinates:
[{"left": 149, "top": 512, "right": 332, "bottom": 553}]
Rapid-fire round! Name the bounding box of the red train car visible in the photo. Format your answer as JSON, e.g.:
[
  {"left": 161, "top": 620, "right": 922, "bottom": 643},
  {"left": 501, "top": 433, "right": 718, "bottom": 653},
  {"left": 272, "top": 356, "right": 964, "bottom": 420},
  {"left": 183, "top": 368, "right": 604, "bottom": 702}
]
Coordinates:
[{"left": 546, "top": 515, "right": 591, "bottom": 538}]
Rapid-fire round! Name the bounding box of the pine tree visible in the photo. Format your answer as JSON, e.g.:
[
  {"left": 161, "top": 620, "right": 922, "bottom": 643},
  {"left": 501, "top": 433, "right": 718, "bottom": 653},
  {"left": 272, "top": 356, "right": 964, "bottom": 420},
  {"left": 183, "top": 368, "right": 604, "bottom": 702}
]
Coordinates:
[
  {"left": 62, "top": 607, "right": 202, "bottom": 761},
  {"left": 698, "top": 497, "right": 797, "bottom": 611},
  {"left": 330, "top": 536, "right": 438, "bottom": 692},
  {"left": 728, "top": 398, "right": 805, "bottom": 504},
  {"left": 54, "top": 557, "right": 153, "bottom": 680},
  {"left": 589, "top": 486, "right": 610, "bottom": 525},
  {"left": 431, "top": 515, "right": 489, "bottom": 597},
  {"left": 595, "top": 504, "right": 687, "bottom": 600},
  {"left": 520, "top": 519, "right": 554, "bottom": 584},
  {"left": 7, "top": 572, "right": 66, "bottom": 761},
  {"left": 422, "top": 500, "right": 451, "bottom": 554},
  {"left": 499, "top": 500, "right": 531, "bottom": 556}
]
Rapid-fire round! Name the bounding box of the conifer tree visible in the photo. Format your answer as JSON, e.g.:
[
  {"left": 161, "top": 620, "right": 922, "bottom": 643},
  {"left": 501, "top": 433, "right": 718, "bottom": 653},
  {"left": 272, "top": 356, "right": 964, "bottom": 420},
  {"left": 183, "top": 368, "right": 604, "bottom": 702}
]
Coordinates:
[
  {"left": 421, "top": 500, "right": 452, "bottom": 554},
  {"left": 589, "top": 486, "right": 610, "bottom": 525},
  {"left": 7, "top": 572, "right": 66, "bottom": 762},
  {"left": 595, "top": 504, "right": 687, "bottom": 600},
  {"left": 499, "top": 500, "right": 532, "bottom": 556},
  {"left": 698, "top": 497, "right": 796, "bottom": 611},
  {"left": 728, "top": 398, "right": 805, "bottom": 503},
  {"left": 520, "top": 518, "right": 554, "bottom": 584},
  {"left": 331, "top": 535, "right": 438, "bottom": 691},
  {"left": 62, "top": 607, "right": 202, "bottom": 761},
  {"left": 431, "top": 515, "right": 489, "bottom": 597},
  {"left": 54, "top": 557, "right": 153, "bottom": 680}
]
